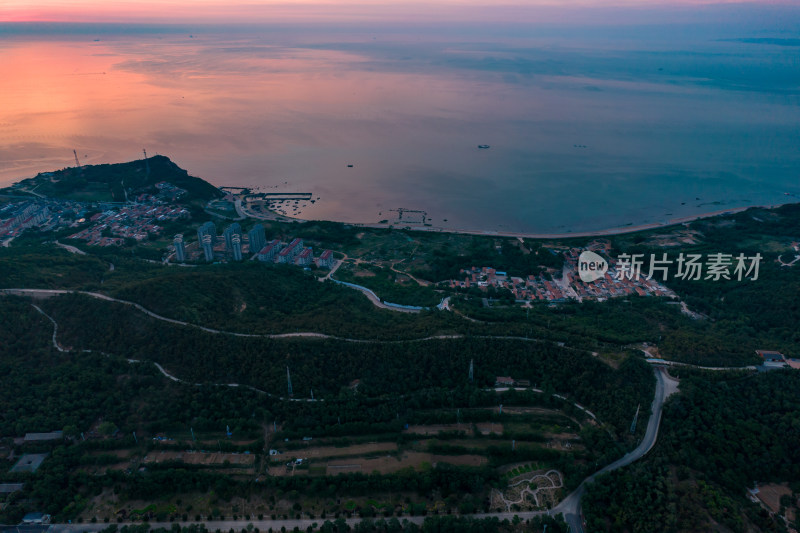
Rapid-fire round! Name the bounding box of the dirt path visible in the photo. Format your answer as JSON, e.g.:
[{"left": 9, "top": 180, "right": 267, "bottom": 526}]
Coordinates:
[
  {"left": 54, "top": 240, "right": 87, "bottom": 255},
  {"left": 389, "top": 261, "right": 431, "bottom": 287},
  {"left": 29, "top": 301, "right": 320, "bottom": 402},
  {"left": 494, "top": 470, "right": 564, "bottom": 511}
]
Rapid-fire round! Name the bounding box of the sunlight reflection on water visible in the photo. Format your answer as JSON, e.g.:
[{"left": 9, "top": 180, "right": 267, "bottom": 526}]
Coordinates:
[{"left": 1, "top": 29, "right": 798, "bottom": 233}]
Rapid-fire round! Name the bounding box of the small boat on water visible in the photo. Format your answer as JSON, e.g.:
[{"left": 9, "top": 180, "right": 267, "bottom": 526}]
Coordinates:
[{"left": 478, "top": 145, "right": 490, "bottom": 149}]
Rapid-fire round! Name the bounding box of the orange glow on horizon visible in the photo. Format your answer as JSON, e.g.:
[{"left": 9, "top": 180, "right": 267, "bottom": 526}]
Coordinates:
[{"left": 2, "top": 0, "right": 792, "bottom": 24}]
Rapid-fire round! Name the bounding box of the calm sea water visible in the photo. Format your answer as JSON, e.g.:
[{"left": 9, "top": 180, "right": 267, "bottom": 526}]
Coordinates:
[{"left": 1, "top": 21, "right": 799, "bottom": 233}]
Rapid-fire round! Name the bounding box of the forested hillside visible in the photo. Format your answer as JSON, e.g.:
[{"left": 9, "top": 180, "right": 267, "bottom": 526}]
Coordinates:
[
  {"left": 583, "top": 369, "right": 800, "bottom": 532},
  {"left": 0, "top": 293, "right": 648, "bottom": 527},
  {"left": 37, "top": 292, "right": 654, "bottom": 438}
]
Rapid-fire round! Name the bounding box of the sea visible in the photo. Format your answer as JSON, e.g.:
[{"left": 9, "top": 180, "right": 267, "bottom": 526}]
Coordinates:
[{"left": 1, "top": 14, "right": 799, "bottom": 234}]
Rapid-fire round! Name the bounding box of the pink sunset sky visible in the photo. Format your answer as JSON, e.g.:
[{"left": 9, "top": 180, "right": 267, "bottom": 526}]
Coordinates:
[{"left": 2, "top": 0, "right": 794, "bottom": 24}]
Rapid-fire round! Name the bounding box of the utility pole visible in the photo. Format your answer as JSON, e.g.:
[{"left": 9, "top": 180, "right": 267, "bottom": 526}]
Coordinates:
[
  {"left": 287, "top": 366, "right": 293, "bottom": 397},
  {"left": 630, "top": 403, "right": 641, "bottom": 434},
  {"left": 468, "top": 359, "right": 474, "bottom": 382},
  {"left": 143, "top": 148, "right": 150, "bottom": 176}
]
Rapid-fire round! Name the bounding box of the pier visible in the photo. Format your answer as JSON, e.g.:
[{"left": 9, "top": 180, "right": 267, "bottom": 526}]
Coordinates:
[{"left": 244, "top": 192, "right": 313, "bottom": 202}]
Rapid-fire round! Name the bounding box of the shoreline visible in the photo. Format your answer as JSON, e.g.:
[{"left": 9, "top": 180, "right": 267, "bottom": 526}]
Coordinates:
[
  {"left": 339, "top": 202, "right": 798, "bottom": 240},
  {"left": 5, "top": 164, "right": 797, "bottom": 241},
  {"left": 231, "top": 193, "right": 797, "bottom": 240}
]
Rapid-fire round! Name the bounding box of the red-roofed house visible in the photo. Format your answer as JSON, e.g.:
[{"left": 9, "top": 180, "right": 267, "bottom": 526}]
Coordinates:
[{"left": 317, "top": 249, "right": 334, "bottom": 269}]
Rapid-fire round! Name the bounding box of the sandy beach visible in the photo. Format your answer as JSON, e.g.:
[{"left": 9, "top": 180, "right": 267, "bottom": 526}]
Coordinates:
[{"left": 352, "top": 202, "right": 797, "bottom": 241}]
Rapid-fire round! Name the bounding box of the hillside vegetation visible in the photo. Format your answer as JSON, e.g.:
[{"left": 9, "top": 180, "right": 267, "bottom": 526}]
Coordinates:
[{"left": 2, "top": 155, "right": 221, "bottom": 203}]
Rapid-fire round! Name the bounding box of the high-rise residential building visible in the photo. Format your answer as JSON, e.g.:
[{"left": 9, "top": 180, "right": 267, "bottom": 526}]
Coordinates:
[
  {"left": 197, "top": 221, "right": 217, "bottom": 261},
  {"left": 231, "top": 234, "right": 243, "bottom": 261},
  {"left": 173, "top": 234, "right": 186, "bottom": 262},
  {"left": 248, "top": 224, "right": 266, "bottom": 253},
  {"left": 224, "top": 222, "right": 242, "bottom": 251},
  {"left": 201, "top": 234, "right": 214, "bottom": 262},
  {"left": 197, "top": 221, "right": 216, "bottom": 242}
]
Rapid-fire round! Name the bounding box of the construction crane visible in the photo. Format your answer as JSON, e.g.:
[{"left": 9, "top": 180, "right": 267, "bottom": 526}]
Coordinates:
[{"left": 73, "top": 149, "right": 83, "bottom": 177}]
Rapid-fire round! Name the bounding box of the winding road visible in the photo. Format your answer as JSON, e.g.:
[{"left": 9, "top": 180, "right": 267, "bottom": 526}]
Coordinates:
[
  {"left": 324, "top": 258, "right": 427, "bottom": 313},
  {"left": 0, "top": 288, "right": 573, "bottom": 349},
  {"left": 43, "top": 370, "right": 668, "bottom": 533},
  {"left": 551, "top": 366, "right": 673, "bottom": 532},
  {"left": 6, "top": 288, "right": 698, "bottom": 532}
]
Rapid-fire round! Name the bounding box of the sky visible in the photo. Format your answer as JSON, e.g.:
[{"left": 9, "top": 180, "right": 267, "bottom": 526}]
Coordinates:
[{"left": 2, "top": 0, "right": 798, "bottom": 25}]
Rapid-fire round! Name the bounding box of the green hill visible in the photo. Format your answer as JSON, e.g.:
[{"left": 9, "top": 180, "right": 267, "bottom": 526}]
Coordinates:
[{"left": 3, "top": 155, "right": 222, "bottom": 203}]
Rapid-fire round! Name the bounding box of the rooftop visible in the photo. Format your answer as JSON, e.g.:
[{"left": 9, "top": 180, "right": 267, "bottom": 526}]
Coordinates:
[
  {"left": 10, "top": 453, "right": 48, "bottom": 473},
  {"left": 756, "top": 350, "right": 786, "bottom": 361},
  {"left": 23, "top": 431, "right": 63, "bottom": 442},
  {"left": 0, "top": 483, "right": 24, "bottom": 494}
]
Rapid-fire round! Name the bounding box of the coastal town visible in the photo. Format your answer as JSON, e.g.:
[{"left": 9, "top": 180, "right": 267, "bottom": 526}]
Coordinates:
[
  {"left": 175, "top": 219, "right": 335, "bottom": 269},
  {"left": 0, "top": 182, "right": 194, "bottom": 248},
  {"left": 1, "top": 184, "right": 683, "bottom": 303},
  {"left": 3, "top": 3, "right": 800, "bottom": 529},
  {"left": 0, "top": 196, "right": 98, "bottom": 245},
  {"left": 0, "top": 174, "right": 345, "bottom": 271},
  {"left": 2, "top": 155, "right": 800, "bottom": 533},
  {"left": 68, "top": 203, "right": 190, "bottom": 246},
  {"left": 447, "top": 244, "right": 676, "bottom": 303}
]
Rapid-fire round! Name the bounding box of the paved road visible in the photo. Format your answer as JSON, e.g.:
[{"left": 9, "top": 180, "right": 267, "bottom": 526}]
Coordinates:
[
  {"left": 232, "top": 199, "right": 248, "bottom": 220},
  {"left": 54, "top": 241, "right": 87, "bottom": 255},
  {"left": 6, "top": 289, "right": 686, "bottom": 533},
  {"left": 45, "top": 369, "right": 670, "bottom": 533},
  {"left": 328, "top": 278, "right": 425, "bottom": 313},
  {"left": 321, "top": 258, "right": 425, "bottom": 313},
  {"left": 551, "top": 366, "right": 669, "bottom": 533},
  {"left": 5, "top": 289, "right": 591, "bottom": 354},
  {"left": 45, "top": 516, "right": 428, "bottom": 533},
  {"left": 319, "top": 258, "right": 344, "bottom": 280},
  {"left": 645, "top": 357, "right": 757, "bottom": 372},
  {"left": 15, "top": 366, "right": 672, "bottom": 533}
]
